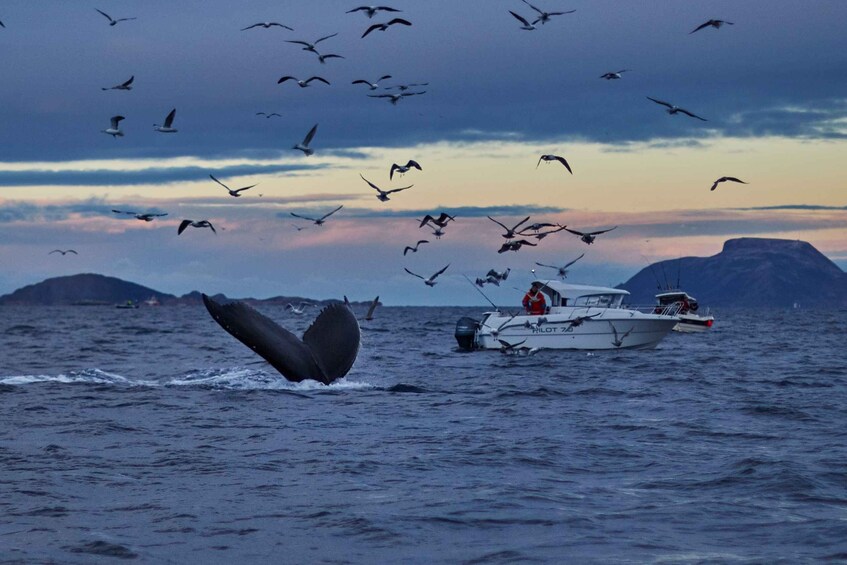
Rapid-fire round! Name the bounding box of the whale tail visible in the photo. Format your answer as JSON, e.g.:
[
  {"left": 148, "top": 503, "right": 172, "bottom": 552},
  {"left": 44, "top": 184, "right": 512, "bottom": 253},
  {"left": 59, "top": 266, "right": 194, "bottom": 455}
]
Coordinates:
[{"left": 302, "top": 303, "right": 361, "bottom": 382}]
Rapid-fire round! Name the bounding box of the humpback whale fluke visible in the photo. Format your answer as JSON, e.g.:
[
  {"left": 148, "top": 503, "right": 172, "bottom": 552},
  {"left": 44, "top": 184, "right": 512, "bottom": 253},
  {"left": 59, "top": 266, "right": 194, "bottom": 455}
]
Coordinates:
[{"left": 202, "top": 294, "right": 360, "bottom": 384}]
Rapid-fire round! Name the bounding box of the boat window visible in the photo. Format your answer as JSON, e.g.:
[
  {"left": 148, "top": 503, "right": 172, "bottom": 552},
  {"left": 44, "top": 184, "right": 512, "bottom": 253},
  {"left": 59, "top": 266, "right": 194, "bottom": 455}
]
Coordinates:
[{"left": 572, "top": 294, "right": 617, "bottom": 307}]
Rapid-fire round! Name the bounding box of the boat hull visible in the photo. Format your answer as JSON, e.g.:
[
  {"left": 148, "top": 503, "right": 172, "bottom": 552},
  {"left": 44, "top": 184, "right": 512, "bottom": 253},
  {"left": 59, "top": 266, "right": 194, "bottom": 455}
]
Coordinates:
[{"left": 673, "top": 314, "right": 714, "bottom": 333}]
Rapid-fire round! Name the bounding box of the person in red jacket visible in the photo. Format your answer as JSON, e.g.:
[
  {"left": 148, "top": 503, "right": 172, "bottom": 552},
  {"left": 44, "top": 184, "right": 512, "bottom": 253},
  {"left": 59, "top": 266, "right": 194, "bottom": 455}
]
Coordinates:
[{"left": 522, "top": 283, "right": 547, "bottom": 315}]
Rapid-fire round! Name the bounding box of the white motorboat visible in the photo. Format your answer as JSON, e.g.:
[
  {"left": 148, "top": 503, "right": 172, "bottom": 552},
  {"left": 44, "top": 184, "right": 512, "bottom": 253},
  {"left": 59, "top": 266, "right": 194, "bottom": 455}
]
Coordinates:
[
  {"left": 456, "top": 280, "right": 680, "bottom": 352},
  {"left": 654, "top": 291, "right": 714, "bottom": 333}
]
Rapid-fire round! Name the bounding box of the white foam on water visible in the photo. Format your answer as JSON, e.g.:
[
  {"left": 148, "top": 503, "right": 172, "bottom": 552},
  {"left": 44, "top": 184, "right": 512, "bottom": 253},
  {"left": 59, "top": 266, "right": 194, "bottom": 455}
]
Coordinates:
[
  {"left": 165, "top": 367, "right": 375, "bottom": 391},
  {"left": 0, "top": 368, "right": 157, "bottom": 387}
]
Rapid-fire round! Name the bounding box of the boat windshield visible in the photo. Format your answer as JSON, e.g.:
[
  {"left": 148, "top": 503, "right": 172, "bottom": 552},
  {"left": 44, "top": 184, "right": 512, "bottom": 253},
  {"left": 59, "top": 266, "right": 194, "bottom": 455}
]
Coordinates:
[{"left": 569, "top": 293, "right": 624, "bottom": 308}]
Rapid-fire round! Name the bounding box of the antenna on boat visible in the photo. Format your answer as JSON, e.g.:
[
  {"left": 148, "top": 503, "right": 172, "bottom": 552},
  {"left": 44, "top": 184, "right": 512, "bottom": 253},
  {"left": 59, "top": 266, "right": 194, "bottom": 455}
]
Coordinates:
[
  {"left": 676, "top": 256, "right": 681, "bottom": 290},
  {"left": 462, "top": 274, "right": 499, "bottom": 310},
  {"left": 659, "top": 260, "right": 670, "bottom": 290}
]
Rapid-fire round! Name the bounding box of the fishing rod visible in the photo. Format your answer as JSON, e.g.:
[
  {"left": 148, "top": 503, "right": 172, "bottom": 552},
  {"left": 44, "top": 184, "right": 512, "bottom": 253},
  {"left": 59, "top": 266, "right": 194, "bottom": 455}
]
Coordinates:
[
  {"left": 641, "top": 254, "right": 663, "bottom": 290},
  {"left": 462, "top": 274, "right": 499, "bottom": 310}
]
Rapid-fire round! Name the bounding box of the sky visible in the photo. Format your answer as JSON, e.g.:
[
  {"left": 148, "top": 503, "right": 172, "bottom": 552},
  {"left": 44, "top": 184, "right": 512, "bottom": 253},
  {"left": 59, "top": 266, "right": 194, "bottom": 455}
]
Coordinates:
[{"left": 0, "top": 0, "right": 845, "bottom": 305}]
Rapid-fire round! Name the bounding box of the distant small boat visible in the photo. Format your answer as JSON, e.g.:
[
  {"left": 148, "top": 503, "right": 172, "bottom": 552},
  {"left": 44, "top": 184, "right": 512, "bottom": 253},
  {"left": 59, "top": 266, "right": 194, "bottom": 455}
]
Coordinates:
[
  {"left": 655, "top": 291, "right": 714, "bottom": 332},
  {"left": 116, "top": 300, "right": 139, "bottom": 309},
  {"left": 144, "top": 295, "right": 160, "bottom": 306}
]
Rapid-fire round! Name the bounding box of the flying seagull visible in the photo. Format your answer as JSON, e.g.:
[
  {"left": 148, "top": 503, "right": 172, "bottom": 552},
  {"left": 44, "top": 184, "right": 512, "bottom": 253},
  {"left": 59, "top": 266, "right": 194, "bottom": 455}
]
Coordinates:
[
  {"left": 347, "top": 6, "right": 402, "bottom": 18},
  {"left": 210, "top": 174, "right": 256, "bottom": 197},
  {"left": 203, "top": 295, "right": 360, "bottom": 385},
  {"left": 497, "top": 239, "right": 537, "bottom": 253},
  {"left": 609, "top": 322, "right": 634, "bottom": 348},
  {"left": 390, "top": 160, "right": 422, "bottom": 180},
  {"left": 430, "top": 226, "right": 446, "bottom": 239},
  {"left": 565, "top": 226, "right": 617, "bottom": 245},
  {"left": 241, "top": 21, "right": 293, "bottom": 31},
  {"left": 101, "top": 76, "right": 134, "bottom": 91},
  {"left": 95, "top": 8, "right": 136, "bottom": 26},
  {"left": 49, "top": 249, "right": 78, "bottom": 255},
  {"left": 484, "top": 268, "right": 511, "bottom": 285},
  {"left": 290, "top": 205, "right": 343, "bottom": 226},
  {"left": 419, "top": 212, "right": 454, "bottom": 228},
  {"left": 690, "top": 19, "right": 734, "bottom": 34},
  {"left": 285, "top": 33, "right": 338, "bottom": 54},
  {"left": 360, "top": 174, "right": 412, "bottom": 202},
  {"left": 646, "top": 97, "right": 708, "bottom": 121},
  {"left": 367, "top": 91, "right": 426, "bottom": 105},
  {"left": 315, "top": 52, "right": 345, "bottom": 64},
  {"left": 531, "top": 225, "right": 568, "bottom": 241},
  {"left": 535, "top": 253, "right": 585, "bottom": 278},
  {"left": 256, "top": 112, "right": 282, "bottom": 118},
  {"left": 488, "top": 215, "right": 531, "bottom": 239},
  {"left": 600, "top": 69, "right": 630, "bottom": 80},
  {"left": 153, "top": 108, "right": 177, "bottom": 133},
  {"left": 386, "top": 82, "right": 429, "bottom": 91},
  {"left": 404, "top": 264, "right": 449, "bottom": 287},
  {"left": 403, "top": 240, "right": 429, "bottom": 256},
  {"left": 178, "top": 220, "right": 216, "bottom": 235},
  {"left": 352, "top": 75, "right": 393, "bottom": 90},
  {"left": 277, "top": 76, "right": 330, "bottom": 88},
  {"left": 362, "top": 18, "right": 412, "bottom": 38},
  {"left": 522, "top": 222, "right": 557, "bottom": 232},
  {"left": 293, "top": 123, "right": 319, "bottom": 155},
  {"left": 520, "top": 0, "right": 575, "bottom": 25},
  {"left": 112, "top": 209, "right": 167, "bottom": 222},
  {"left": 508, "top": 11, "right": 537, "bottom": 31},
  {"left": 286, "top": 302, "right": 313, "bottom": 315},
  {"left": 710, "top": 176, "right": 748, "bottom": 191},
  {"left": 537, "top": 154, "right": 573, "bottom": 174},
  {"left": 0, "top": 20, "right": 5, "bottom": 28},
  {"left": 101, "top": 115, "right": 125, "bottom": 138}
]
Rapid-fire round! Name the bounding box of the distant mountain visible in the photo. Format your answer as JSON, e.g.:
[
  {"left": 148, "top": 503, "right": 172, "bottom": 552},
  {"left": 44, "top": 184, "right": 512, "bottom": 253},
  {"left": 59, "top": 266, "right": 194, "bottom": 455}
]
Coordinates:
[
  {"left": 620, "top": 237, "right": 847, "bottom": 307},
  {"left": 0, "top": 273, "right": 177, "bottom": 306}
]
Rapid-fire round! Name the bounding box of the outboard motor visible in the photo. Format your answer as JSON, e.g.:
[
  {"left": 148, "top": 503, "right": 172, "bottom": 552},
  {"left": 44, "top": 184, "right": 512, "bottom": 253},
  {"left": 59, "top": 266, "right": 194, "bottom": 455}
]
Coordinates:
[{"left": 454, "top": 317, "right": 479, "bottom": 350}]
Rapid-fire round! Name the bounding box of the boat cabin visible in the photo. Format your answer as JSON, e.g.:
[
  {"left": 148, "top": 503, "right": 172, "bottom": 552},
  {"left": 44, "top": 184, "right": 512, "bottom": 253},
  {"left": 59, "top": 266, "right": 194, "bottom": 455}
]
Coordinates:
[
  {"left": 534, "top": 280, "right": 629, "bottom": 309},
  {"left": 655, "top": 291, "right": 699, "bottom": 313}
]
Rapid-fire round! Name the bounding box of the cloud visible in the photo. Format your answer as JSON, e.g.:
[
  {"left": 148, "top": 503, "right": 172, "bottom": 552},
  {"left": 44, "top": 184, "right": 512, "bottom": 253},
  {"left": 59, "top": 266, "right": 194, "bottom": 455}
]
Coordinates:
[{"left": 732, "top": 204, "right": 847, "bottom": 211}]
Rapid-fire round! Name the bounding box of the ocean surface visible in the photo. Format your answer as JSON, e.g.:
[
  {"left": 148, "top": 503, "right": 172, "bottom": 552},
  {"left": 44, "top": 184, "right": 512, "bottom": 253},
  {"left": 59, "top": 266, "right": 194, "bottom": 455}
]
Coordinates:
[{"left": 1, "top": 303, "right": 845, "bottom": 564}]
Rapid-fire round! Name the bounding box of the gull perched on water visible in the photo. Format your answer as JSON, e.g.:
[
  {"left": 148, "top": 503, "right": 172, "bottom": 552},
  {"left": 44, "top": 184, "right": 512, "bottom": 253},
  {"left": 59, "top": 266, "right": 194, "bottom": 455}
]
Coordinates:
[
  {"left": 96, "top": 9, "right": 136, "bottom": 26},
  {"left": 520, "top": 0, "right": 575, "bottom": 25},
  {"left": 290, "top": 205, "right": 343, "bottom": 226},
  {"left": 488, "top": 215, "right": 531, "bottom": 239},
  {"left": 293, "top": 123, "right": 319, "bottom": 155},
  {"left": 210, "top": 174, "right": 256, "bottom": 197},
  {"left": 390, "top": 160, "right": 422, "bottom": 180},
  {"left": 101, "top": 76, "right": 134, "bottom": 91},
  {"left": 600, "top": 69, "right": 630, "bottom": 80},
  {"left": 565, "top": 226, "right": 617, "bottom": 245},
  {"left": 404, "top": 264, "right": 449, "bottom": 287},
  {"left": 256, "top": 112, "right": 281, "bottom": 118},
  {"left": 153, "top": 108, "right": 177, "bottom": 133},
  {"left": 537, "top": 154, "right": 573, "bottom": 174},
  {"left": 498, "top": 239, "right": 537, "bottom": 253},
  {"left": 352, "top": 75, "right": 392, "bottom": 90},
  {"left": 277, "top": 76, "right": 330, "bottom": 88},
  {"left": 285, "top": 33, "right": 338, "bottom": 54},
  {"left": 241, "top": 21, "right": 293, "bottom": 31},
  {"left": 286, "top": 302, "right": 313, "bottom": 315},
  {"left": 112, "top": 209, "right": 167, "bottom": 221},
  {"left": 101, "top": 115, "right": 125, "bottom": 138},
  {"left": 347, "top": 6, "right": 402, "bottom": 18},
  {"left": 535, "top": 253, "right": 585, "bottom": 278},
  {"left": 403, "top": 240, "right": 429, "bottom": 256},
  {"left": 646, "top": 97, "right": 708, "bottom": 121},
  {"left": 710, "top": 176, "right": 748, "bottom": 191},
  {"left": 368, "top": 91, "right": 426, "bottom": 105},
  {"left": 178, "top": 220, "right": 216, "bottom": 235},
  {"left": 508, "top": 11, "right": 537, "bottom": 31},
  {"left": 360, "top": 174, "right": 412, "bottom": 202},
  {"left": 49, "top": 249, "right": 78, "bottom": 255},
  {"left": 419, "top": 212, "right": 454, "bottom": 229},
  {"left": 362, "top": 18, "right": 412, "bottom": 38},
  {"left": 690, "top": 19, "right": 734, "bottom": 34}
]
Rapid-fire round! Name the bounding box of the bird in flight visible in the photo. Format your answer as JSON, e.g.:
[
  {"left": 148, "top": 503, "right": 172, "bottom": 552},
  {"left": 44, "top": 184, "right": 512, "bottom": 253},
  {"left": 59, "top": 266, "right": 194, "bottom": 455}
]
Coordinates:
[
  {"left": 256, "top": 112, "right": 282, "bottom": 118},
  {"left": 96, "top": 9, "right": 136, "bottom": 26},
  {"left": 153, "top": 108, "right": 178, "bottom": 133},
  {"left": 508, "top": 11, "right": 537, "bottom": 31},
  {"left": 360, "top": 174, "right": 412, "bottom": 202},
  {"left": 419, "top": 213, "right": 454, "bottom": 229},
  {"left": 403, "top": 240, "right": 429, "bottom": 256},
  {"left": 387, "top": 82, "right": 428, "bottom": 91},
  {"left": 404, "top": 264, "right": 449, "bottom": 287},
  {"left": 241, "top": 21, "right": 293, "bottom": 31},
  {"left": 390, "top": 160, "right": 422, "bottom": 180},
  {"left": 537, "top": 154, "right": 573, "bottom": 174},
  {"left": 352, "top": 75, "right": 393, "bottom": 90},
  {"left": 290, "top": 205, "right": 343, "bottom": 225},
  {"left": 286, "top": 302, "right": 313, "bottom": 315},
  {"left": 362, "top": 18, "right": 412, "bottom": 38},
  {"left": 178, "top": 220, "right": 216, "bottom": 235},
  {"left": 535, "top": 253, "right": 585, "bottom": 279},
  {"left": 102, "top": 76, "right": 134, "bottom": 91},
  {"left": 293, "top": 123, "right": 319, "bottom": 156},
  {"left": 368, "top": 91, "right": 426, "bottom": 105},
  {"left": 210, "top": 174, "right": 256, "bottom": 197},
  {"left": 112, "top": 209, "right": 168, "bottom": 222},
  {"left": 646, "top": 97, "right": 708, "bottom": 121},
  {"left": 690, "top": 19, "right": 734, "bottom": 34},
  {"left": 600, "top": 69, "right": 630, "bottom": 80},
  {"left": 430, "top": 226, "right": 446, "bottom": 239},
  {"left": 0, "top": 20, "right": 5, "bottom": 28},
  {"left": 710, "top": 176, "right": 748, "bottom": 191},
  {"left": 488, "top": 215, "right": 531, "bottom": 239},
  {"left": 277, "top": 76, "right": 330, "bottom": 88},
  {"left": 609, "top": 322, "right": 634, "bottom": 348},
  {"left": 101, "top": 115, "right": 125, "bottom": 138},
  {"left": 315, "top": 52, "right": 345, "bottom": 64},
  {"left": 497, "top": 239, "right": 537, "bottom": 253},
  {"left": 520, "top": 0, "right": 575, "bottom": 25},
  {"left": 285, "top": 33, "right": 338, "bottom": 54},
  {"left": 49, "top": 249, "right": 78, "bottom": 255},
  {"left": 347, "top": 6, "right": 402, "bottom": 18},
  {"left": 565, "top": 226, "right": 617, "bottom": 245}
]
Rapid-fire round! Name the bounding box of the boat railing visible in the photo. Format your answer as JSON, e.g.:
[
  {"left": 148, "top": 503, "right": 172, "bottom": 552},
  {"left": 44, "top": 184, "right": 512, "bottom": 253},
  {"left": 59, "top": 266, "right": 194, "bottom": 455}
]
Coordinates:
[{"left": 622, "top": 302, "right": 683, "bottom": 317}]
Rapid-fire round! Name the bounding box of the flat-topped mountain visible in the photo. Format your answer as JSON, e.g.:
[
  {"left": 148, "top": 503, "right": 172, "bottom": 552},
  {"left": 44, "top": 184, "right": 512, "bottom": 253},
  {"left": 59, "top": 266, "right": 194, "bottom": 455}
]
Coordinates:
[{"left": 620, "top": 238, "right": 847, "bottom": 307}]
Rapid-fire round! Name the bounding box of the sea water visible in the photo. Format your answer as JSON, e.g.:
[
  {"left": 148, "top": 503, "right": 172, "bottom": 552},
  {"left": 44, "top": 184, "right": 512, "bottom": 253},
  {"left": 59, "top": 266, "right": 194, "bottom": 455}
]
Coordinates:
[{"left": 1, "top": 304, "right": 846, "bottom": 563}]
